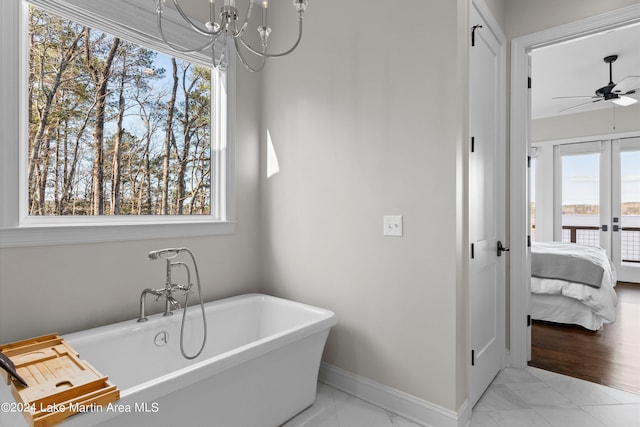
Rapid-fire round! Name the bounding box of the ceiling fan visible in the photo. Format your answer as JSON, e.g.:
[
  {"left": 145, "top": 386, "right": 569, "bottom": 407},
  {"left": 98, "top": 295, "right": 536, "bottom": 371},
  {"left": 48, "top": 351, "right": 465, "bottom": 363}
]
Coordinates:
[{"left": 554, "top": 55, "right": 640, "bottom": 113}]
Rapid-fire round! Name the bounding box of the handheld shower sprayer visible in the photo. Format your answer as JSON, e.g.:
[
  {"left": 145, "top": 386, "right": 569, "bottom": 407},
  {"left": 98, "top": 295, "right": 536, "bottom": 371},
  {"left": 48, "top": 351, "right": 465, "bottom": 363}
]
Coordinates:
[{"left": 147, "top": 247, "right": 187, "bottom": 260}]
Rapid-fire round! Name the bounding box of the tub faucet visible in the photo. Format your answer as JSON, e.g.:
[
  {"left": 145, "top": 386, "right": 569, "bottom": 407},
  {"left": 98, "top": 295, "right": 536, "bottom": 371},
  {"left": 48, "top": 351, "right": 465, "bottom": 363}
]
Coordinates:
[
  {"left": 138, "top": 248, "right": 192, "bottom": 322},
  {"left": 139, "top": 247, "right": 208, "bottom": 359}
]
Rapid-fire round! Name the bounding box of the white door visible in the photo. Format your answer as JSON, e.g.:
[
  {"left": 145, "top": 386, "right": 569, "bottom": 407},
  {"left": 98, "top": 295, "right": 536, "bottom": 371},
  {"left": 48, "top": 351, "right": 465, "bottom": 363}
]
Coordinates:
[
  {"left": 612, "top": 138, "right": 640, "bottom": 283},
  {"left": 469, "top": 3, "right": 506, "bottom": 407}
]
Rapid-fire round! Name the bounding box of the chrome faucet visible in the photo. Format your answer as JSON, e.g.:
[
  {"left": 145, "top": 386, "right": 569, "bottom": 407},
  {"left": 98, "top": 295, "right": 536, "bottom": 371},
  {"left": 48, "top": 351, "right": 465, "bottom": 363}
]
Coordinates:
[
  {"left": 138, "top": 248, "right": 192, "bottom": 322},
  {"left": 139, "top": 247, "right": 208, "bottom": 359}
]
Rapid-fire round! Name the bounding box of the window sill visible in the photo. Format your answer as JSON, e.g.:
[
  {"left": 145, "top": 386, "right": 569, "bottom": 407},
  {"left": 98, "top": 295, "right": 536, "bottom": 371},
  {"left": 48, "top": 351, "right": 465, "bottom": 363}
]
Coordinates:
[{"left": 0, "top": 219, "right": 236, "bottom": 248}]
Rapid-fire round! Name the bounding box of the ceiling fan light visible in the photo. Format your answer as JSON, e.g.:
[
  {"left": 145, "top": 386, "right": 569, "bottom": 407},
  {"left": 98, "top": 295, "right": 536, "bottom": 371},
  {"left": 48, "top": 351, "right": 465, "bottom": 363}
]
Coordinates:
[{"left": 612, "top": 96, "right": 638, "bottom": 107}]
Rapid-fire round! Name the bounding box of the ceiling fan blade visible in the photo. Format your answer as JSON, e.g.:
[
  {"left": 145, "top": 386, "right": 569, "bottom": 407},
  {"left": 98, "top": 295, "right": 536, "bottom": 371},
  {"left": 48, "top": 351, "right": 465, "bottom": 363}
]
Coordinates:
[
  {"left": 612, "top": 76, "right": 640, "bottom": 94},
  {"left": 612, "top": 95, "right": 638, "bottom": 107},
  {"left": 552, "top": 96, "right": 599, "bottom": 99},
  {"left": 559, "top": 98, "right": 602, "bottom": 113}
]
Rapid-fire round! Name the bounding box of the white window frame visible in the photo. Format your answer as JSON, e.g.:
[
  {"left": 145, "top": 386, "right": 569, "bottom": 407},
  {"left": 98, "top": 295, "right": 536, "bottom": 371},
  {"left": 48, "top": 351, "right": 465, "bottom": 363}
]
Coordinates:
[
  {"left": 0, "top": 0, "right": 236, "bottom": 248},
  {"left": 553, "top": 140, "right": 603, "bottom": 243}
]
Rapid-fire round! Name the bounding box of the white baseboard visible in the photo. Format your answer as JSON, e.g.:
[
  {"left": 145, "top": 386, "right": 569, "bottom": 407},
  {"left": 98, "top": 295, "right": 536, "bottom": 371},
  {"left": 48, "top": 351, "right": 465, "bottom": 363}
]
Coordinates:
[{"left": 318, "top": 363, "right": 471, "bottom": 427}]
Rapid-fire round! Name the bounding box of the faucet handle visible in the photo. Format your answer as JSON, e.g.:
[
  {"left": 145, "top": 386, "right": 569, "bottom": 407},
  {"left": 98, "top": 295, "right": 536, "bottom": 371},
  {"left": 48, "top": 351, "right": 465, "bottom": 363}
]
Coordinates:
[
  {"left": 173, "top": 284, "right": 192, "bottom": 294},
  {"left": 167, "top": 296, "right": 181, "bottom": 310}
]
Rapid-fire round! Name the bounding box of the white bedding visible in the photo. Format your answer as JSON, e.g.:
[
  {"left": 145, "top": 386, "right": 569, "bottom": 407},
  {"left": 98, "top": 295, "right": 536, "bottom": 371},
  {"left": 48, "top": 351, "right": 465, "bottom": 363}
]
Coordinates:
[
  {"left": 530, "top": 293, "right": 605, "bottom": 330},
  {"left": 531, "top": 241, "right": 618, "bottom": 330}
]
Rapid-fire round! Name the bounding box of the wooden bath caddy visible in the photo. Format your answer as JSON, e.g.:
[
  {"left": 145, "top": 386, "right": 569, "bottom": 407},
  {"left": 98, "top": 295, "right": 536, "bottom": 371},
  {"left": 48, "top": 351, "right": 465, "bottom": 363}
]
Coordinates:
[{"left": 0, "top": 333, "right": 119, "bottom": 427}]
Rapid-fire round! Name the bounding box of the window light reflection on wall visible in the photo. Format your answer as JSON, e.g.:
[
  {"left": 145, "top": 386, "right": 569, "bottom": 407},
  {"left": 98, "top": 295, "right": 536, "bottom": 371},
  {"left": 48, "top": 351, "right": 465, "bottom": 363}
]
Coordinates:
[{"left": 266, "top": 130, "right": 280, "bottom": 178}]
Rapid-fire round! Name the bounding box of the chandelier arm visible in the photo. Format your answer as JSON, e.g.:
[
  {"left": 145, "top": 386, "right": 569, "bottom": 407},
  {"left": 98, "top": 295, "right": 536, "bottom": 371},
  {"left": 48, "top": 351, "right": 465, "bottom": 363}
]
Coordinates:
[
  {"left": 233, "top": 37, "right": 266, "bottom": 73},
  {"left": 239, "top": 18, "right": 303, "bottom": 58},
  {"left": 231, "top": 17, "right": 248, "bottom": 39},
  {"left": 232, "top": 0, "right": 254, "bottom": 38},
  {"left": 158, "top": 11, "right": 219, "bottom": 54},
  {"left": 169, "top": 0, "right": 223, "bottom": 37}
]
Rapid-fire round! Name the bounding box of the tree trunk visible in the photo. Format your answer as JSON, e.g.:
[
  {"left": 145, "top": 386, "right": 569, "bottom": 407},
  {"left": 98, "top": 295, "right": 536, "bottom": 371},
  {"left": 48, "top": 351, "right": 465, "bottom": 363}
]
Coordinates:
[
  {"left": 61, "top": 104, "right": 94, "bottom": 212},
  {"left": 111, "top": 54, "right": 127, "bottom": 215},
  {"left": 176, "top": 66, "right": 197, "bottom": 215},
  {"left": 86, "top": 28, "right": 120, "bottom": 215},
  {"left": 161, "top": 58, "right": 178, "bottom": 215}
]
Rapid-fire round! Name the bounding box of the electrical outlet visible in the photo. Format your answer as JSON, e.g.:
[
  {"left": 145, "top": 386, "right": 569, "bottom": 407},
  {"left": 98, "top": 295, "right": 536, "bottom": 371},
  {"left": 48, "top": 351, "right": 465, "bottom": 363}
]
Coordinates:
[{"left": 383, "top": 215, "right": 403, "bottom": 237}]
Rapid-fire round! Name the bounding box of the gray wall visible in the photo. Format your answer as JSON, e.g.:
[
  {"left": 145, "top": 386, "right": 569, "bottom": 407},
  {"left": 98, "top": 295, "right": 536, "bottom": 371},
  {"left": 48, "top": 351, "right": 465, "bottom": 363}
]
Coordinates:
[
  {"left": 259, "top": 0, "right": 468, "bottom": 411},
  {"left": 533, "top": 105, "right": 640, "bottom": 141},
  {"left": 484, "top": 0, "right": 507, "bottom": 30},
  {"left": 505, "top": 0, "right": 640, "bottom": 38}
]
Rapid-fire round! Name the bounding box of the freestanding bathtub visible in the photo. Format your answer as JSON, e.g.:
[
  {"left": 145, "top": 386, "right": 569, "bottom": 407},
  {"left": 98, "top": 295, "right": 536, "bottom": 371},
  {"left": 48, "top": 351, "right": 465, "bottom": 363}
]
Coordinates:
[{"left": 0, "top": 294, "right": 335, "bottom": 427}]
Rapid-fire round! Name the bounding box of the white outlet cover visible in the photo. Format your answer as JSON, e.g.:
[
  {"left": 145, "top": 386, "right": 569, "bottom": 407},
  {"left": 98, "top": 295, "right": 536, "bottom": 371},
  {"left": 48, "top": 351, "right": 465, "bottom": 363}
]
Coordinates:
[{"left": 383, "top": 215, "right": 403, "bottom": 237}]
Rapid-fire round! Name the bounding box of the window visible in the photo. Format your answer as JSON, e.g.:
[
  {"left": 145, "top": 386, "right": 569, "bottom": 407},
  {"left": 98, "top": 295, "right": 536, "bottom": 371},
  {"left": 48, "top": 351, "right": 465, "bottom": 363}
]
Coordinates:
[
  {"left": 28, "top": 6, "right": 215, "bottom": 217},
  {"left": 559, "top": 147, "right": 600, "bottom": 246},
  {"left": 0, "top": 1, "right": 236, "bottom": 247}
]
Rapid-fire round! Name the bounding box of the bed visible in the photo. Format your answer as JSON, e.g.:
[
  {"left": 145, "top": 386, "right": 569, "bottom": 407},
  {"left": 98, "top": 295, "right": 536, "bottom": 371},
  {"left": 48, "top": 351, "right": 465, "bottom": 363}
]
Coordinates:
[{"left": 531, "top": 241, "right": 618, "bottom": 331}]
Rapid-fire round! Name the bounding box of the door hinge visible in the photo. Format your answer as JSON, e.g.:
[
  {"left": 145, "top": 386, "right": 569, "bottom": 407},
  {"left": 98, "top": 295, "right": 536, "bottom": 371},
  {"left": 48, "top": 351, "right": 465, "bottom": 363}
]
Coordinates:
[
  {"left": 471, "top": 136, "right": 475, "bottom": 153},
  {"left": 527, "top": 155, "right": 531, "bottom": 168},
  {"left": 527, "top": 314, "right": 531, "bottom": 327},
  {"left": 471, "top": 243, "right": 475, "bottom": 259},
  {"left": 471, "top": 24, "right": 483, "bottom": 47},
  {"left": 527, "top": 235, "right": 531, "bottom": 247},
  {"left": 471, "top": 349, "right": 475, "bottom": 366},
  {"left": 528, "top": 76, "right": 532, "bottom": 89}
]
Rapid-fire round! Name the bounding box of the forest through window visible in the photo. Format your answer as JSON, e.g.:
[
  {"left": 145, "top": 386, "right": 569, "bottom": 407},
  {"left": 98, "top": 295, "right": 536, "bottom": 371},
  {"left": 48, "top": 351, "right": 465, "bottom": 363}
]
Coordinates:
[{"left": 28, "top": 6, "right": 214, "bottom": 217}]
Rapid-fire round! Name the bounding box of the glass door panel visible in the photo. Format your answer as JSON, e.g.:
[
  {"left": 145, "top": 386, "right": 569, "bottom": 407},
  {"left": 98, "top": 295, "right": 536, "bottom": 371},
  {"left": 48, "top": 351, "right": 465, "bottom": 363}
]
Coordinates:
[
  {"left": 560, "top": 150, "right": 601, "bottom": 246},
  {"left": 613, "top": 138, "right": 640, "bottom": 283}
]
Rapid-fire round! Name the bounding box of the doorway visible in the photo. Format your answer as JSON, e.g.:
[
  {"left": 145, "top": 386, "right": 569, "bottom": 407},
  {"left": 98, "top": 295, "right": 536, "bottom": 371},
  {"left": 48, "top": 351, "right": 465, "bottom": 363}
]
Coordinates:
[{"left": 509, "top": 4, "right": 640, "bottom": 369}]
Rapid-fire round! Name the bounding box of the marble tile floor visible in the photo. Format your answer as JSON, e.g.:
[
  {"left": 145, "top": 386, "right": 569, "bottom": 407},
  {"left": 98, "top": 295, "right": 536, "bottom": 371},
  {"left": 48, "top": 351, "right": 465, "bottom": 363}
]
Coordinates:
[
  {"left": 284, "top": 367, "right": 640, "bottom": 427},
  {"left": 282, "top": 382, "right": 423, "bottom": 427},
  {"left": 472, "top": 367, "right": 640, "bottom": 427}
]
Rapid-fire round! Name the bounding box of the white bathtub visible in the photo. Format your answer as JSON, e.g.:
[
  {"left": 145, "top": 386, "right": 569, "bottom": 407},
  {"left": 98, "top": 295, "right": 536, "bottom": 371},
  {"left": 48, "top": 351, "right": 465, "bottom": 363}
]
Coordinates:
[{"left": 0, "top": 294, "right": 335, "bottom": 427}]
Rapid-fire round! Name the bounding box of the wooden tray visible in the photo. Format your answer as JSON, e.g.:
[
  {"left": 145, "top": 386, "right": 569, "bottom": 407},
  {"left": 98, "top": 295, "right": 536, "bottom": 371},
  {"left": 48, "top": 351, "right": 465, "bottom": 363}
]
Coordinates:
[{"left": 0, "top": 334, "right": 120, "bottom": 427}]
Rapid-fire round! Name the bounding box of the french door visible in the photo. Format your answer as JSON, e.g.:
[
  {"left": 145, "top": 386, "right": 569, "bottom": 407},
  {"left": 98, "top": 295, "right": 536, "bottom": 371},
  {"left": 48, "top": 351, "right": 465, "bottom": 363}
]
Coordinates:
[
  {"left": 612, "top": 138, "right": 640, "bottom": 283},
  {"left": 555, "top": 138, "right": 640, "bottom": 283}
]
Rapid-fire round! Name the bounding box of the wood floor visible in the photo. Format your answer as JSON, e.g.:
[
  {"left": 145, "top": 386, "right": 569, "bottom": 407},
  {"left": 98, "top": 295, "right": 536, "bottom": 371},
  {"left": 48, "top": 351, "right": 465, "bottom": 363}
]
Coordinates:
[{"left": 529, "top": 282, "right": 640, "bottom": 395}]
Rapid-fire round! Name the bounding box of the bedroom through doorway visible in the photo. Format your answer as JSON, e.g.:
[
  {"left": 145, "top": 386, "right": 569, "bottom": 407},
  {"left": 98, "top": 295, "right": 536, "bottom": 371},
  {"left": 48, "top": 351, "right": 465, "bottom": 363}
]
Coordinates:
[{"left": 524, "top": 16, "right": 640, "bottom": 395}]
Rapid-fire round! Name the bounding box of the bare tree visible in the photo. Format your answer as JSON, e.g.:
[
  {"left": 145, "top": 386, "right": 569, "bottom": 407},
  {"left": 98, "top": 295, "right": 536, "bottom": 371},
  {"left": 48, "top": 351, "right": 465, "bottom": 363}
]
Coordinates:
[
  {"left": 161, "top": 58, "right": 178, "bottom": 215},
  {"left": 84, "top": 28, "right": 120, "bottom": 215},
  {"left": 27, "top": 15, "right": 84, "bottom": 214}
]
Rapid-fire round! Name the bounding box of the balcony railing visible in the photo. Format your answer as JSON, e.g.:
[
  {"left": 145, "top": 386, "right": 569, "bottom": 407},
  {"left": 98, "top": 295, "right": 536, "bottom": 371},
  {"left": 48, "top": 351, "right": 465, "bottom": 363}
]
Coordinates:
[
  {"left": 562, "top": 225, "right": 599, "bottom": 246},
  {"left": 530, "top": 224, "right": 640, "bottom": 263},
  {"left": 621, "top": 227, "right": 640, "bottom": 264},
  {"left": 561, "top": 225, "right": 640, "bottom": 264}
]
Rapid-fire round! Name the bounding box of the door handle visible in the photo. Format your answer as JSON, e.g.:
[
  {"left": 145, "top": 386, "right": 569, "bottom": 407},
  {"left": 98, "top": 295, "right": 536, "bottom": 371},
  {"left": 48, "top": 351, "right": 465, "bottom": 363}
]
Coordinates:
[{"left": 497, "top": 241, "right": 510, "bottom": 257}]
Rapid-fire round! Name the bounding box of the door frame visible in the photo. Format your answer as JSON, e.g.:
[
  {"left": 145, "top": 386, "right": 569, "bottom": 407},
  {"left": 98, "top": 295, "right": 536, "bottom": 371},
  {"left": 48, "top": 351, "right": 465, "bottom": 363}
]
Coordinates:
[{"left": 509, "top": 4, "right": 640, "bottom": 368}]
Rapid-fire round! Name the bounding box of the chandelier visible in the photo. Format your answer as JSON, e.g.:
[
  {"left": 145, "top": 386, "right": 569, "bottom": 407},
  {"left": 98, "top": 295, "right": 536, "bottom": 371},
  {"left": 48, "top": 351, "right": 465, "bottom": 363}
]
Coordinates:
[{"left": 156, "top": 0, "right": 309, "bottom": 72}]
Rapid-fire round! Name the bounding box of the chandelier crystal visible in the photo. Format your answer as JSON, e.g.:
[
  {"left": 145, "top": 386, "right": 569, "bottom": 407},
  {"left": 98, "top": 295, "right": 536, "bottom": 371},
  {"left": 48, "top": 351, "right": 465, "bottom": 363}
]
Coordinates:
[{"left": 156, "top": 0, "right": 309, "bottom": 72}]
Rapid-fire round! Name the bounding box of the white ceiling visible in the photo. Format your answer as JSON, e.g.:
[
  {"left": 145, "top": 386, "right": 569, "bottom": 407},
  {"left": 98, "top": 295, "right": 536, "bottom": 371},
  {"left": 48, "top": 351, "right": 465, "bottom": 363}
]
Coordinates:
[{"left": 531, "top": 22, "right": 640, "bottom": 119}]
